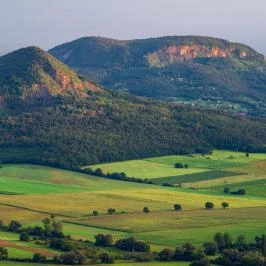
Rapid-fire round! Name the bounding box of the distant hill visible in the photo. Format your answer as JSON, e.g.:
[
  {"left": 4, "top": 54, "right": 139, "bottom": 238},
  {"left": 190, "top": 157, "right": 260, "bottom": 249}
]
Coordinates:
[
  {"left": 50, "top": 36, "right": 266, "bottom": 117},
  {"left": 1, "top": 46, "right": 266, "bottom": 168},
  {"left": 0, "top": 46, "right": 101, "bottom": 101}
]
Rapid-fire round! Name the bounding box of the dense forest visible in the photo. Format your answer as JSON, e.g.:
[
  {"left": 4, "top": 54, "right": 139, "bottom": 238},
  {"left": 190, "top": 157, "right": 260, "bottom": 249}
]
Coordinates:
[
  {"left": 1, "top": 46, "right": 266, "bottom": 169},
  {"left": 1, "top": 92, "right": 266, "bottom": 168}
]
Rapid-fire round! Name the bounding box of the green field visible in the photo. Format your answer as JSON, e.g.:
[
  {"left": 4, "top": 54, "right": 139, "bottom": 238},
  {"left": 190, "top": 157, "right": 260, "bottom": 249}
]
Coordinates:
[
  {"left": 0, "top": 262, "right": 189, "bottom": 266},
  {"left": 0, "top": 150, "right": 266, "bottom": 264}
]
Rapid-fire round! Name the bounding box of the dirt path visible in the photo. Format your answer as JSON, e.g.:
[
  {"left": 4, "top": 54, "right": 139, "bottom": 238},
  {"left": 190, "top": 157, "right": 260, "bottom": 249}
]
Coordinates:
[{"left": 0, "top": 239, "right": 58, "bottom": 257}]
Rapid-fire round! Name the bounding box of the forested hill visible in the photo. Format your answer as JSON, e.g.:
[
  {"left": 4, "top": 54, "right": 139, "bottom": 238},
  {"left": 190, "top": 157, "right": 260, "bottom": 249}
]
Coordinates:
[
  {"left": 49, "top": 36, "right": 266, "bottom": 117},
  {"left": 1, "top": 46, "right": 266, "bottom": 168}
]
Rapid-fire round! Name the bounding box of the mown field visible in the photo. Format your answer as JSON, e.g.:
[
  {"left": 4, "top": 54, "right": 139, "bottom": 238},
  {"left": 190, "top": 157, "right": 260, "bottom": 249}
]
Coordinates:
[{"left": 0, "top": 150, "right": 266, "bottom": 265}]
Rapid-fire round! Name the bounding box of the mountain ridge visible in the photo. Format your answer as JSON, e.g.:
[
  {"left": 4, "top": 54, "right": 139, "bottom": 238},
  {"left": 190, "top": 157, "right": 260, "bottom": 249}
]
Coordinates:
[{"left": 49, "top": 35, "right": 266, "bottom": 117}]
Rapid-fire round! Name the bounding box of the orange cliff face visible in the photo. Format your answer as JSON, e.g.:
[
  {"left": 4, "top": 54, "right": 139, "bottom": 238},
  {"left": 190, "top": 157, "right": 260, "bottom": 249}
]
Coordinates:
[{"left": 147, "top": 45, "right": 248, "bottom": 67}]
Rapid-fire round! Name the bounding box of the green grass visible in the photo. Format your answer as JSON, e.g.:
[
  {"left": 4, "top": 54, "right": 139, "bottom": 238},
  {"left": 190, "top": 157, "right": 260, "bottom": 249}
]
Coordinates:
[
  {"left": 90, "top": 160, "right": 206, "bottom": 179},
  {"left": 7, "top": 247, "right": 33, "bottom": 259},
  {"left": 135, "top": 221, "right": 266, "bottom": 246},
  {"left": 212, "top": 179, "right": 266, "bottom": 197},
  {"left": 153, "top": 170, "right": 242, "bottom": 185},
  {"left": 0, "top": 151, "right": 265, "bottom": 262}
]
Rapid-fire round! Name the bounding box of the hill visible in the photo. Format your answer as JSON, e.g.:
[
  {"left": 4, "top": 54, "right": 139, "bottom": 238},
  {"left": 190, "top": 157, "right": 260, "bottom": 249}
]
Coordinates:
[
  {"left": 49, "top": 36, "right": 266, "bottom": 117},
  {"left": 1, "top": 46, "right": 266, "bottom": 168},
  {"left": 0, "top": 46, "right": 101, "bottom": 101}
]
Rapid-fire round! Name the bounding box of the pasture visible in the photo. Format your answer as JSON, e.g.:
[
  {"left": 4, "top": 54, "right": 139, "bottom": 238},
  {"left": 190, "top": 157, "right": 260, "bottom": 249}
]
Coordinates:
[{"left": 0, "top": 150, "right": 266, "bottom": 264}]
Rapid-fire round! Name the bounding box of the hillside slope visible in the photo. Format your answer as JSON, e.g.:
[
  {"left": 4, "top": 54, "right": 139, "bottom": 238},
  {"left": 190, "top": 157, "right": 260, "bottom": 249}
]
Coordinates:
[
  {"left": 50, "top": 36, "right": 266, "bottom": 117},
  {"left": 1, "top": 46, "right": 266, "bottom": 168},
  {"left": 0, "top": 46, "right": 101, "bottom": 101}
]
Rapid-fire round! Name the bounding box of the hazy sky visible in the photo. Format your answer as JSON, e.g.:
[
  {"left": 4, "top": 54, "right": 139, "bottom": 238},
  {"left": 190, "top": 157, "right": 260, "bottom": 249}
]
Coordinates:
[{"left": 0, "top": 0, "right": 265, "bottom": 55}]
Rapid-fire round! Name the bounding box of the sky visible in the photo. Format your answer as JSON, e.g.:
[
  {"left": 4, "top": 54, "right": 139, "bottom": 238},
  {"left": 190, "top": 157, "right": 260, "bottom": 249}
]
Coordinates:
[{"left": 0, "top": 0, "right": 265, "bottom": 56}]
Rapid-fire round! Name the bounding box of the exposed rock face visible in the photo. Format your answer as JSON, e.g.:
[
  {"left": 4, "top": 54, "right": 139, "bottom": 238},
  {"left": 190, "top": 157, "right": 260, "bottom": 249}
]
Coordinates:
[{"left": 147, "top": 45, "right": 249, "bottom": 67}]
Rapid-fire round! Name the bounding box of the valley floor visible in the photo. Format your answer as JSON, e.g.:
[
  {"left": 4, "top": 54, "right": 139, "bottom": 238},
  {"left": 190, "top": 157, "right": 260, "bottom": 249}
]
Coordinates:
[{"left": 0, "top": 150, "right": 265, "bottom": 264}]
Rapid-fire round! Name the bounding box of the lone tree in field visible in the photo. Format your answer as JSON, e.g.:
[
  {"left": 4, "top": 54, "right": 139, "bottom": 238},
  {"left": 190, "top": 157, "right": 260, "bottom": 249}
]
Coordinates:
[
  {"left": 174, "top": 204, "right": 182, "bottom": 211},
  {"left": 221, "top": 202, "right": 229, "bottom": 208},
  {"left": 175, "top": 163, "right": 184, "bottom": 168},
  {"left": 107, "top": 208, "right": 116, "bottom": 215},
  {"left": 246, "top": 153, "right": 250, "bottom": 158},
  {"left": 143, "top": 207, "right": 150, "bottom": 213},
  {"left": 224, "top": 187, "right": 230, "bottom": 193},
  {"left": 92, "top": 210, "right": 98, "bottom": 216},
  {"left": 205, "top": 202, "right": 214, "bottom": 209}
]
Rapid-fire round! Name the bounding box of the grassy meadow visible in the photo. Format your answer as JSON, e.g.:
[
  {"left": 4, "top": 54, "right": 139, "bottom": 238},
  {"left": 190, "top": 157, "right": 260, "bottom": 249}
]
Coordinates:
[{"left": 0, "top": 150, "right": 265, "bottom": 264}]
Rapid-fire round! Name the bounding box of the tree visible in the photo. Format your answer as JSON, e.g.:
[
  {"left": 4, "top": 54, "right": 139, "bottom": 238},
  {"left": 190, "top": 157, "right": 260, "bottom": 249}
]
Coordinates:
[
  {"left": 143, "top": 207, "right": 150, "bottom": 213},
  {"left": 174, "top": 204, "right": 182, "bottom": 211},
  {"left": 246, "top": 153, "right": 250, "bottom": 158},
  {"left": 134, "top": 241, "right": 150, "bottom": 252},
  {"left": 214, "top": 233, "right": 226, "bottom": 251},
  {"left": 92, "top": 210, "right": 98, "bottom": 216},
  {"left": 99, "top": 252, "right": 114, "bottom": 264},
  {"left": 95, "top": 234, "right": 113, "bottom": 247},
  {"left": 0, "top": 220, "right": 4, "bottom": 230},
  {"left": 8, "top": 220, "right": 22, "bottom": 232},
  {"left": 107, "top": 208, "right": 116, "bottom": 215},
  {"left": 224, "top": 187, "right": 230, "bottom": 193},
  {"left": 262, "top": 234, "right": 266, "bottom": 256},
  {"left": 0, "top": 247, "right": 8, "bottom": 260},
  {"left": 221, "top": 202, "right": 229, "bottom": 208},
  {"left": 190, "top": 257, "right": 210, "bottom": 266},
  {"left": 182, "top": 242, "right": 197, "bottom": 261},
  {"left": 224, "top": 233, "right": 233, "bottom": 248},
  {"left": 158, "top": 248, "right": 174, "bottom": 261},
  {"left": 203, "top": 242, "right": 217, "bottom": 255},
  {"left": 173, "top": 247, "right": 184, "bottom": 260},
  {"left": 32, "top": 253, "right": 47, "bottom": 263},
  {"left": 236, "top": 235, "right": 247, "bottom": 250},
  {"left": 20, "top": 232, "right": 30, "bottom": 242},
  {"left": 205, "top": 202, "right": 214, "bottom": 209},
  {"left": 94, "top": 168, "right": 104, "bottom": 176},
  {"left": 241, "top": 251, "right": 264, "bottom": 266},
  {"left": 115, "top": 237, "right": 136, "bottom": 251},
  {"left": 175, "top": 163, "right": 184, "bottom": 168}
]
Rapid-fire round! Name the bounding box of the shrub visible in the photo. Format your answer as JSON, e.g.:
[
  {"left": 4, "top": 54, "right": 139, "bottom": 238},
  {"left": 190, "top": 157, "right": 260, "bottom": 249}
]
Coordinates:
[
  {"left": 203, "top": 241, "right": 217, "bottom": 255},
  {"left": 107, "top": 208, "right": 116, "bottom": 215},
  {"left": 205, "top": 202, "right": 214, "bottom": 209},
  {"left": 174, "top": 204, "right": 182, "bottom": 211},
  {"left": 8, "top": 220, "right": 22, "bottom": 232},
  {"left": 92, "top": 210, "right": 98, "bottom": 216},
  {"left": 134, "top": 241, "right": 150, "bottom": 252},
  {"left": 158, "top": 248, "right": 174, "bottom": 261},
  {"left": 99, "top": 252, "right": 114, "bottom": 264},
  {"left": 224, "top": 187, "right": 230, "bottom": 193},
  {"left": 175, "top": 163, "right": 184, "bottom": 168},
  {"left": 0, "top": 247, "right": 8, "bottom": 260},
  {"left": 32, "top": 253, "right": 47, "bottom": 263},
  {"left": 190, "top": 257, "right": 210, "bottom": 266},
  {"left": 221, "top": 202, "right": 229, "bottom": 208},
  {"left": 19, "top": 232, "right": 30, "bottom": 242},
  {"left": 95, "top": 234, "right": 113, "bottom": 247},
  {"left": 143, "top": 207, "right": 150, "bottom": 213}
]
